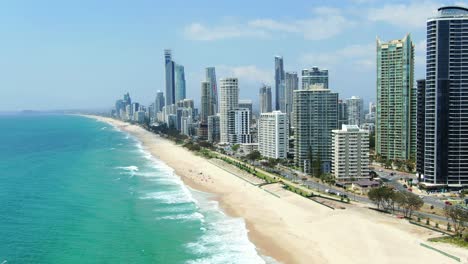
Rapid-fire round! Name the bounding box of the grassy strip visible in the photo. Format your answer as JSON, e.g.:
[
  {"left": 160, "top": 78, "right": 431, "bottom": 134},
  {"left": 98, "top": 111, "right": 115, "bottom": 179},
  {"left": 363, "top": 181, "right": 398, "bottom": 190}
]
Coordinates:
[
  {"left": 409, "top": 221, "right": 453, "bottom": 236},
  {"left": 428, "top": 236, "right": 468, "bottom": 249}
]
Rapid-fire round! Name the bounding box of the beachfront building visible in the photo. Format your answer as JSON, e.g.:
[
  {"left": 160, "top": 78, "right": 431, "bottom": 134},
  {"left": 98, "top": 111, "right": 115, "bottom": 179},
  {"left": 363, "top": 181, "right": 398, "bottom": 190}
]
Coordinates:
[
  {"left": 332, "top": 125, "right": 370, "bottom": 181},
  {"left": 285, "top": 72, "right": 298, "bottom": 122},
  {"left": 294, "top": 85, "right": 338, "bottom": 173},
  {"left": 275, "top": 56, "right": 285, "bottom": 111},
  {"left": 376, "top": 34, "right": 416, "bottom": 161},
  {"left": 206, "top": 67, "right": 218, "bottom": 114},
  {"left": 258, "top": 111, "right": 289, "bottom": 159},
  {"left": 301, "top": 67, "right": 328, "bottom": 89},
  {"left": 259, "top": 84, "right": 272, "bottom": 114},
  {"left": 228, "top": 108, "right": 251, "bottom": 144},
  {"left": 219, "top": 78, "right": 239, "bottom": 144},
  {"left": 422, "top": 6, "right": 468, "bottom": 187},
  {"left": 208, "top": 114, "right": 221, "bottom": 143},
  {"left": 164, "top": 49, "right": 175, "bottom": 106},
  {"left": 175, "top": 64, "right": 186, "bottom": 102},
  {"left": 346, "top": 96, "right": 364, "bottom": 127}
]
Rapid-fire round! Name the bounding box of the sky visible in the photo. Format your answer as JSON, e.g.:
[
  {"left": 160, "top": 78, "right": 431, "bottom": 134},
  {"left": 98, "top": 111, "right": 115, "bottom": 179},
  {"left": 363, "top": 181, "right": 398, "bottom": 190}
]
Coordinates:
[{"left": 1, "top": 0, "right": 466, "bottom": 111}]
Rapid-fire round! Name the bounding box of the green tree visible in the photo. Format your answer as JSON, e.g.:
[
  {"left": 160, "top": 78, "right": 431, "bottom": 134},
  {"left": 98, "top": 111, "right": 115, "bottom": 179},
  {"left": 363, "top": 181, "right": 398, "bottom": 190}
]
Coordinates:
[
  {"left": 394, "top": 191, "right": 424, "bottom": 218},
  {"left": 444, "top": 205, "right": 468, "bottom": 236},
  {"left": 246, "top": 150, "right": 261, "bottom": 161},
  {"left": 231, "top": 144, "right": 240, "bottom": 152},
  {"left": 368, "top": 186, "right": 396, "bottom": 211}
]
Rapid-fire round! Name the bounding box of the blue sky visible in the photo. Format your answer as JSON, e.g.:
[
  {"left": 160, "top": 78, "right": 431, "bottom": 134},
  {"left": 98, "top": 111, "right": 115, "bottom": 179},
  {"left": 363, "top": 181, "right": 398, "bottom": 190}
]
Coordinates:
[{"left": 1, "top": 0, "right": 466, "bottom": 111}]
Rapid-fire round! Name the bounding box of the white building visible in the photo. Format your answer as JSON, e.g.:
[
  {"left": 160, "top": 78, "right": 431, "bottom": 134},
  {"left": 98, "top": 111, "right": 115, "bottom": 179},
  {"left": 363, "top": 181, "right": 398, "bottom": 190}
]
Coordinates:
[
  {"left": 219, "top": 78, "right": 239, "bottom": 144},
  {"left": 228, "top": 108, "right": 251, "bottom": 144},
  {"left": 346, "top": 96, "right": 364, "bottom": 127},
  {"left": 258, "top": 111, "right": 289, "bottom": 159},
  {"left": 332, "top": 125, "right": 369, "bottom": 181}
]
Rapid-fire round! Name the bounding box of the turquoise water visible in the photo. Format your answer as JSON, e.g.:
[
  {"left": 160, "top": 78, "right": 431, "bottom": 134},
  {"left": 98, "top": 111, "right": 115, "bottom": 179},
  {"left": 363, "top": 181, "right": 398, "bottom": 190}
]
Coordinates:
[{"left": 0, "top": 115, "right": 268, "bottom": 264}]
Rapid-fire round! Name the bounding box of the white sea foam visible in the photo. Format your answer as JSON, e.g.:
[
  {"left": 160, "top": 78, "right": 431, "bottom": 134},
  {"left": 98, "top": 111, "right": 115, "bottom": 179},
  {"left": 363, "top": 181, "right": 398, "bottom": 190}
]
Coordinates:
[
  {"left": 155, "top": 212, "right": 204, "bottom": 222},
  {"left": 116, "top": 166, "right": 139, "bottom": 172},
  {"left": 140, "top": 190, "right": 196, "bottom": 205}
]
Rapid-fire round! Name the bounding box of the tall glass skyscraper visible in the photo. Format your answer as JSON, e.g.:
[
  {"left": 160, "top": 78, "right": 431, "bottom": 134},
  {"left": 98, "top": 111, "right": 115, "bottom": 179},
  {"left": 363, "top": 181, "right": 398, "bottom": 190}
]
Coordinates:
[
  {"left": 175, "top": 64, "right": 186, "bottom": 102},
  {"left": 154, "top": 91, "right": 165, "bottom": 113},
  {"left": 376, "top": 34, "right": 416, "bottom": 161},
  {"left": 274, "top": 56, "right": 285, "bottom": 111},
  {"left": 284, "top": 72, "right": 298, "bottom": 121},
  {"left": 423, "top": 6, "right": 468, "bottom": 187},
  {"left": 206, "top": 67, "right": 218, "bottom": 114},
  {"left": 164, "top": 49, "right": 175, "bottom": 106},
  {"left": 301, "top": 67, "right": 328, "bottom": 89},
  {"left": 346, "top": 96, "right": 364, "bottom": 127},
  {"left": 259, "top": 84, "right": 272, "bottom": 114}
]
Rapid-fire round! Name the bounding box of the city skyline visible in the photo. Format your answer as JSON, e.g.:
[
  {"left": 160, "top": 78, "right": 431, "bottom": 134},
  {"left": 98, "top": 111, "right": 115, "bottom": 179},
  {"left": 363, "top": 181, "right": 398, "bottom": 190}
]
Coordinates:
[{"left": 1, "top": 0, "right": 457, "bottom": 111}]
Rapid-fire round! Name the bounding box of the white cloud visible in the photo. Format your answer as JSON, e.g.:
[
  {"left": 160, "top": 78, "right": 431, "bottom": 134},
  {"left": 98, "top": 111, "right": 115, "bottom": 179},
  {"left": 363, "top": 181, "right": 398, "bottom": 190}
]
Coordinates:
[
  {"left": 300, "top": 43, "right": 375, "bottom": 70},
  {"left": 184, "top": 7, "right": 352, "bottom": 41},
  {"left": 216, "top": 65, "right": 273, "bottom": 85},
  {"left": 415, "top": 39, "right": 427, "bottom": 67},
  {"left": 368, "top": 1, "right": 440, "bottom": 28}
]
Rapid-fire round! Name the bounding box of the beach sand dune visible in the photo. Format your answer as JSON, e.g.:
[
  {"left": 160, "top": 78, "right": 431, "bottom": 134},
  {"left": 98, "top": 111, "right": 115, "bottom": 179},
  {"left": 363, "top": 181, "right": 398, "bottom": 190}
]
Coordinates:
[{"left": 89, "top": 116, "right": 467, "bottom": 264}]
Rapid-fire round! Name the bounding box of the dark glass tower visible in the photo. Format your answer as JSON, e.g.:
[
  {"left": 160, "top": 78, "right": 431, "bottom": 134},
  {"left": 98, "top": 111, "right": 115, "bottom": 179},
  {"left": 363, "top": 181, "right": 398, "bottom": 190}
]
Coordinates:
[
  {"left": 424, "top": 6, "right": 468, "bottom": 187},
  {"left": 164, "top": 49, "right": 175, "bottom": 106},
  {"left": 274, "top": 56, "right": 285, "bottom": 111}
]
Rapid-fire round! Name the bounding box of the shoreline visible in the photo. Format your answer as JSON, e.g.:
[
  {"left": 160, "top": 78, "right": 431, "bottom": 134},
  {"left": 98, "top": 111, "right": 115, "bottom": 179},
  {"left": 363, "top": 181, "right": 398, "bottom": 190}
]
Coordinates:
[{"left": 85, "top": 115, "right": 467, "bottom": 264}]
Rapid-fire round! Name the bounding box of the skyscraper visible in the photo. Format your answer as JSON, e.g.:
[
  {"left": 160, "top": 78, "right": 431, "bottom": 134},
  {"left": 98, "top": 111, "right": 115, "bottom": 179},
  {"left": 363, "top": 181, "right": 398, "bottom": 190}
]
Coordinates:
[
  {"left": 206, "top": 67, "right": 218, "bottom": 114},
  {"left": 376, "top": 34, "right": 416, "bottom": 161},
  {"left": 338, "top": 100, "right": 348, "bottom": 128},
  {"left": 259, "top": 84, "right": 272, "bottom": 114},
  {"left": 294, "top": 85, "right": 338, "bottom": 173},
  {"left": 346, "top": 96, "right": 364, "bottom": 127},
  {"left": 416, "top": 79, "right": 426, "bottom": 178},
  {"left": 208, "top": 114, "right": 221, "bottom": 143},
  {"left": 175, "top": 64, "right": 186, "bottom": 102},
  {"left": 285, "top": 72, "right": 298, "bottom": 121},
  {"left": 200, "top": 81, "right": 211, "bottom": 124},
  {"left": 423, "top": 6, "right": 468, "bottom": 187},
  {"left": 155, "top": 91, "right": 165, "bottom": 113},
  {"left": 274, "top": 56, "right": 285, "bottom": 111},
  {"left": 258, "top": 111, "right": 289, "bottom": 159},
  {"left": 219, "top": 78, "right": 239, "bottom": 144},
  {"left": 164, "top": 49, "right": 175, "bottom": 105},
  {"left": 301, "top": 67, "right": 329, "bottom": 89}
]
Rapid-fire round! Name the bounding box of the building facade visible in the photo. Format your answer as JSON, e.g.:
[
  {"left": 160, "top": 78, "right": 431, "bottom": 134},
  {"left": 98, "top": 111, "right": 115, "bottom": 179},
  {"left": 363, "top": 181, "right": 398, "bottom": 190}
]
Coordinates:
[
  {"left": 376, "top": 34, "right": 416, "bottom": 161},
  {"left": 301, "top": 67, "right": 329, "bottom": 89},
  {"left": 332, "top": 125, "right": 369, "bottom": 180},
  {"left": 423, "top": 6, "right": 468, "bottom": 186},
  {"left": 294, "top": 85, "right": 338, "bottom": 173},
  {"left": 219, "top": 78, "right": 239, "bottom": 144},
  {"left": 275, "top": 56, "right": 285, "bottom": 111},
  {"left": 259, "top": 84, "right": 272, "bottom": 114},
  {"left": 258, "top": 111, "right": 289, "bottom": 159}
]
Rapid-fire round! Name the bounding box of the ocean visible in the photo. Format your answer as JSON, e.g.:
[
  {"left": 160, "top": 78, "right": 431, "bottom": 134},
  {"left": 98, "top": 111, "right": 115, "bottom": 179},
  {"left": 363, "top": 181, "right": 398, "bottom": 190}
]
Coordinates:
[{"left": 0, "top": 114, "right": 271, "bottom": 264}]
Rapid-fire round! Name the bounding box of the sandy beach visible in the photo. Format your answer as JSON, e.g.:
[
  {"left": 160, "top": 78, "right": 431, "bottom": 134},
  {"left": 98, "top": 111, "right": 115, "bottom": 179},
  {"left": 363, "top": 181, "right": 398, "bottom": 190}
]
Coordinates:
[{"left": 87, "top": 115, "right": 467, "bottom": 264}]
